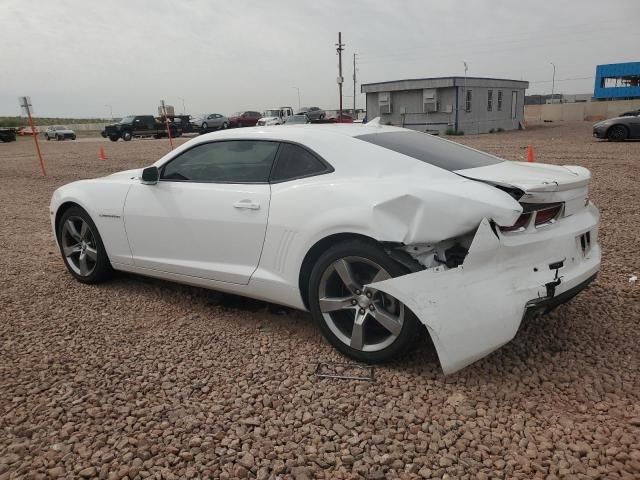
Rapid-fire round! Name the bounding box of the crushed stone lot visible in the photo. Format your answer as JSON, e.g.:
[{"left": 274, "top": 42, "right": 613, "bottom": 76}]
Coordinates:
[{"left": 0, "top": 123, "right": 638, "bottom": 479}]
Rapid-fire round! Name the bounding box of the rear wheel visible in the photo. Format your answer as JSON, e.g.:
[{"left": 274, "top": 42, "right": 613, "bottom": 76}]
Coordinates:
[
  {"left": 308, "top": 240, "right": 420, "bottom": 363},
  {"left": 221, "top": 122, "right": 228, "bottom": 129},
  {"left": 108, "top": 135, "right": 119, "bottom": 142},
  {"left": 45, "top": 134, "right": 50, "bottom": 141},
  {"left": 57, "top": 207, "right": 113, "bottom": 284},
  {"left": 607, "top": 125, "right": 627, "bottom": 142}
]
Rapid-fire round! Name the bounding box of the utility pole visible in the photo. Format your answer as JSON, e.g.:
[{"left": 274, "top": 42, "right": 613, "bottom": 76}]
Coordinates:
[
  {"left": 550, "top": 62, "right": 556, "bottom": 104},
  {"left": 336, "top": 32, "right": 345, "bottom": 118},
  {"left": 352, "top": 53, "right": 357, "bottom": 116},
  {"left": 292, "top": 86, "right": 301, "bottom": 111}
]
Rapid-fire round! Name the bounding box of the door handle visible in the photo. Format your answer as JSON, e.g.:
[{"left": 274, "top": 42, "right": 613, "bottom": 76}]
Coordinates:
[{"left": 233, "top": 200, "right": 260, "bottom": 210}]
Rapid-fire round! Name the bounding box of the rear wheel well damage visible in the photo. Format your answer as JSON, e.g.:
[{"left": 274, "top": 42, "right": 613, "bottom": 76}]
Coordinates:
[{"left": 298, "top": 233, "right": 422, "bottom": 310}]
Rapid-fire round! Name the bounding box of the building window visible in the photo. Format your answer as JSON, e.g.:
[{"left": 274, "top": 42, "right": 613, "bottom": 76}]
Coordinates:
[
  {"left": 487, "top": 90, "right": 493, "bottom": 111},
  {"left": 497, "top": 90, "right": 503, "bottom": 111},
  {"left": 465, "top": 90, "right": 472, "bottom": 112}
]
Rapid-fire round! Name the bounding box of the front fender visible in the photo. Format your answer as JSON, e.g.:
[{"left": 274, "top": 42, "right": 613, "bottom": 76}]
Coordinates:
[{"left": 50, "top": 179, "right": 134, "bottom": 265}]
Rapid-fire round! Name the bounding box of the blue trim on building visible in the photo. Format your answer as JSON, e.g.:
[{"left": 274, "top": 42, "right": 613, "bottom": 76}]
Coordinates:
[{"left": 593, "top": 62, "right": 640, "bottom": 100}]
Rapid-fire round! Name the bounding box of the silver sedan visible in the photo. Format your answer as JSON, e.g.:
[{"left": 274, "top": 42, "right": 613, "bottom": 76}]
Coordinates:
[{"left": 191, "top": 114, "right": 229, "bottom": 131}]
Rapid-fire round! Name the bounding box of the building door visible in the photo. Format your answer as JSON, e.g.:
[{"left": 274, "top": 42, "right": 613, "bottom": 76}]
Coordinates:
[{"left": 511, "top": 91, "right": 518, "bottom": 119}]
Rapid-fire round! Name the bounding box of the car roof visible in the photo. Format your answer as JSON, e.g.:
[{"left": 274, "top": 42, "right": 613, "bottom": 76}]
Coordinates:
[{"left": 195, "top": 123, "right": 404, "bottom": 143}]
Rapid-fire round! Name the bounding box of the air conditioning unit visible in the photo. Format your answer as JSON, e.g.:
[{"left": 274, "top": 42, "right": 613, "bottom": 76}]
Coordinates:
[
  {"left": 442, "top": 104, "right": 453, "bottom": 113},
  {"left": 379, "top": 92, "right": 392, "bottom": 114},
  {"left": 423, "top": 89, "right": 438, "bottom": 113}
]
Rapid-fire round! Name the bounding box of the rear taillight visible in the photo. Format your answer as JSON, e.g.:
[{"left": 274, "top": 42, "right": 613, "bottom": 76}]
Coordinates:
[
  {"left": 534, "top": 205, "right": 562, "bottom": 227},
  {"left": 499, "top": 213, "right": 532, "bottom": 232}
]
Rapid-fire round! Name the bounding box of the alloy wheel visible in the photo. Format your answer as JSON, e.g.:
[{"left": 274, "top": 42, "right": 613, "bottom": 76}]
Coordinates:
[
  {"left": 60, "top": 217, "right": 98, "bottom": 277},
  {"left": 318, "top": 256, "right": 404, "bottom": 352}
]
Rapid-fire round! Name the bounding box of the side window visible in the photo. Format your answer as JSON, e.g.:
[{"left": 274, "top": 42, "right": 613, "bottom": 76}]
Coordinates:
[
  {"left": 271, "top": 143, "right": 329, "bottom": 182},
  {"left": 487, "top": 89, "right": 493, "bottom": 111},
  {"left": 465, "top": 90, "right": 472, "bottom": 113},
  {"left": 161, "top": 140, "right": 279, "bottom": 183}
]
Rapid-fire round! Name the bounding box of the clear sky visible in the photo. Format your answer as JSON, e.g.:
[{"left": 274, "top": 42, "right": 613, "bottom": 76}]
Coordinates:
[{"left": 1, "top": 0, "right": 638, "bottom": 118}]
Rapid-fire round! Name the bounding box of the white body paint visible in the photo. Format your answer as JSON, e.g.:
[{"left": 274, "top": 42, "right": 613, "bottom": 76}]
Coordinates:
[{"left": 49, "top": 124, "right": 600, "bottom": 373}]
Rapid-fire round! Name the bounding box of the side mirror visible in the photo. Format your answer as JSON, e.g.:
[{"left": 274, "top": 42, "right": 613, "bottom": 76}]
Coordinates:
[{"left": 141, "top": 166, "right": 159, "bottom": 185}]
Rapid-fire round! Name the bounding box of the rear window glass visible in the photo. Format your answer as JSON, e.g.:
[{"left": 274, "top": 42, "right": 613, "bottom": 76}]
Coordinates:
[{"left": 355, "top": 131, "right": 503, "bottom": 171}]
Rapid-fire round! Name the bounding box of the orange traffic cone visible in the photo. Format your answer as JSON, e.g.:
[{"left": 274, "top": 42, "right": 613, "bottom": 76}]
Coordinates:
[
  {"left": 99, "top": 145, "right": 107, "bottom": 161},
  {"left": 526, "top": 145, "right": 534, "bottom": 163}
]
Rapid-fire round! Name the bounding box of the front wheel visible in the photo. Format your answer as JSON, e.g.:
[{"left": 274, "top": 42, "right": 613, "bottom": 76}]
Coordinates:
[
  {"left": 122, "top": 131, "right": 132, "bottom": 141},
  {"left": 202, "top": 122, "right": 208, "bottom": 130},
  {"left": 57, "top": 207, "right": 113, "bottom": 284},
  {"left": 45, "top": 134, "right": 50, "bottom": 141},
  {"left": 108, "top": 135, "right": 119, "bottom": 142},
  {"left": 221, "top": 122, "right": 228, "bottom": 129},
  {"left": 308, "top": 240, "right": 421, "bottom": 363},
  {"left": 607, "top": 125, "right": 627, "bottom": 142}
]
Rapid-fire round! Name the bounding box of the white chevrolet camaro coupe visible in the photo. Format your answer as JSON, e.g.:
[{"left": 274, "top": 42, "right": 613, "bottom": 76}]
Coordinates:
[{"left": 50, "top": 123, "right": 600, "bottom": 373}]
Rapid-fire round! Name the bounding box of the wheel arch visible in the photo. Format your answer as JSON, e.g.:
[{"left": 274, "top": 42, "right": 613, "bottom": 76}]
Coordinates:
[
  {"left": 298, "top": 232, "right": 389, "bottom": 310},
  {"left": 607, "top": 123, "right": 629, "bottom": 137},
  {"left": 54, "top": 201, "right": 88, "bottom": 238}
]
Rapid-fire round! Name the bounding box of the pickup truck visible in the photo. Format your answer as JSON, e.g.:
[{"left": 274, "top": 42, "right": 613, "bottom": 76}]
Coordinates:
[
  {"left": 0, "top": 128, "right": 17, "bottom": 143},
  {"left": 257, "top": 107, "right": 294, "bottom": 126},
  {"left": 101, "top": 115, "right": 180, "bottom": 141}
]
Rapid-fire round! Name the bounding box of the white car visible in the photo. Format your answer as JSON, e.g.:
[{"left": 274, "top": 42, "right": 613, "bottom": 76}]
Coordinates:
[
  {"left": 257, "top": 107, "right": 294, "bottom": 126},
  {"left": 49, "top": 124, "right": 600, "bottom": 373},
  {"left": 44, "top": 125, "right": 76, "bottom": 141}
]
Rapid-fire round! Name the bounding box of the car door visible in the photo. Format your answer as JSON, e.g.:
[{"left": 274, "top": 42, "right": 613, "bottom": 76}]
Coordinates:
[
  {"left": 123, "top": 140, "right": 279, "bottom": 284},
  {"left": 627, "top": 115, "right": 640, "bottom": 137}
]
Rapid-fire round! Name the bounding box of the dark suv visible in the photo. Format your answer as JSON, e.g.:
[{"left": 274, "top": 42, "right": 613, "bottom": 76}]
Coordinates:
[{"left": 228, "top": 111, "right": 261, "bottom": 128}]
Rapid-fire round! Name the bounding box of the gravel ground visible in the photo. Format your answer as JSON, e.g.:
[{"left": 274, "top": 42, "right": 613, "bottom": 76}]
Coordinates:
[{"left": 1, "top": 123, "right": 638, "bottom": 479}]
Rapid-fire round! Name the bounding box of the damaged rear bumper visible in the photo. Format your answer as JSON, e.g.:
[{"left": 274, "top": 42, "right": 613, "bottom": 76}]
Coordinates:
[{"left": 368, "top": 203, "right": 601, "bottom": 374}]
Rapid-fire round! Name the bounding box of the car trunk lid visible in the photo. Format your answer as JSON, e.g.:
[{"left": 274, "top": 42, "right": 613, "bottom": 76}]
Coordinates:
[{"left": 456, "top": 161, "right": 590, "bottom": 210}]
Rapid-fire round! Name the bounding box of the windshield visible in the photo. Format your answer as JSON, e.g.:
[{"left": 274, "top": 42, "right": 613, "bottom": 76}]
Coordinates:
[
  {"left": 119, "top": 116, "right": 136, "bottom": 124},
  {"left": 355, "top": 131, "right": 504, "bottom": 171},
  {"left": 263, "top": 110, "right": 281, "bottom": 117}
]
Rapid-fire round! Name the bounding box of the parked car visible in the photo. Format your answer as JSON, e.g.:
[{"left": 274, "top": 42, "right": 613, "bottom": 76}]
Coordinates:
[
  {"left": 191, "top": 114, "right": 229, "bottom": 131},
  {"left": 17, "top": 126, "right": 37, "bottom": 136},
  {"left": 257, "top": 107, "right": 294, "bottom": 126},
  {"left": 284, "top": 114, "right": 309, "bottom": 125},
  {"left": 620, "top": 109, "right": 640, "bottom": 117},
  {"left": 49, "top": 124, "right": 600, "bottom": 374},
  {"left": 44, "top": 125, "right": 76, "bottom": 141},
  {"left": 101, "top": 115, "right": 179, "bottom": 141},
  {"left": 296, "top": 106, "right": 325, "bottom": 121},
  {"left": 0, "top": 128, "right": 17, "bottom": 142},
  {"left": 161, "top": 115, "right": 195, "bottom": 135},
  {"left": 330, "top": 113, "right": 354, "bottom": 123},
  {"left": 228, "top": 111, "right": 261, "bottom": 128},
  {"left": 592, "top": 111, "right": 640, "bottom": 141}
]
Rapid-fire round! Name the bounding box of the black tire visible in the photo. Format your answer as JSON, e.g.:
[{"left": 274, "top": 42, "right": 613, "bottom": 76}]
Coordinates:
[
  {"left": 308, "top": 239, "right": 421, "bottom": 363},
  {"left": 108, "top": 135, "right": 119, "bottom": 142},
  {"left": 57, "top": 206, "right": 113, "bottom": 284},
  {"left": 122, "top": 131, "right": 132, "bottom": 141},
  {"left": 45, "top": 134, "right": 50, "bottom": 141},
  {"left": 71, "top": 135, "right": 76, "bottom": 140},
  {"left": 607, "top": 125, "right": 628, "bottom": 142},
  {"left": 221, "top": 122, "right": 228, "bottom": 129},
  {"left": 202, "top": 122, "right": 208, "bottom": 130}
]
